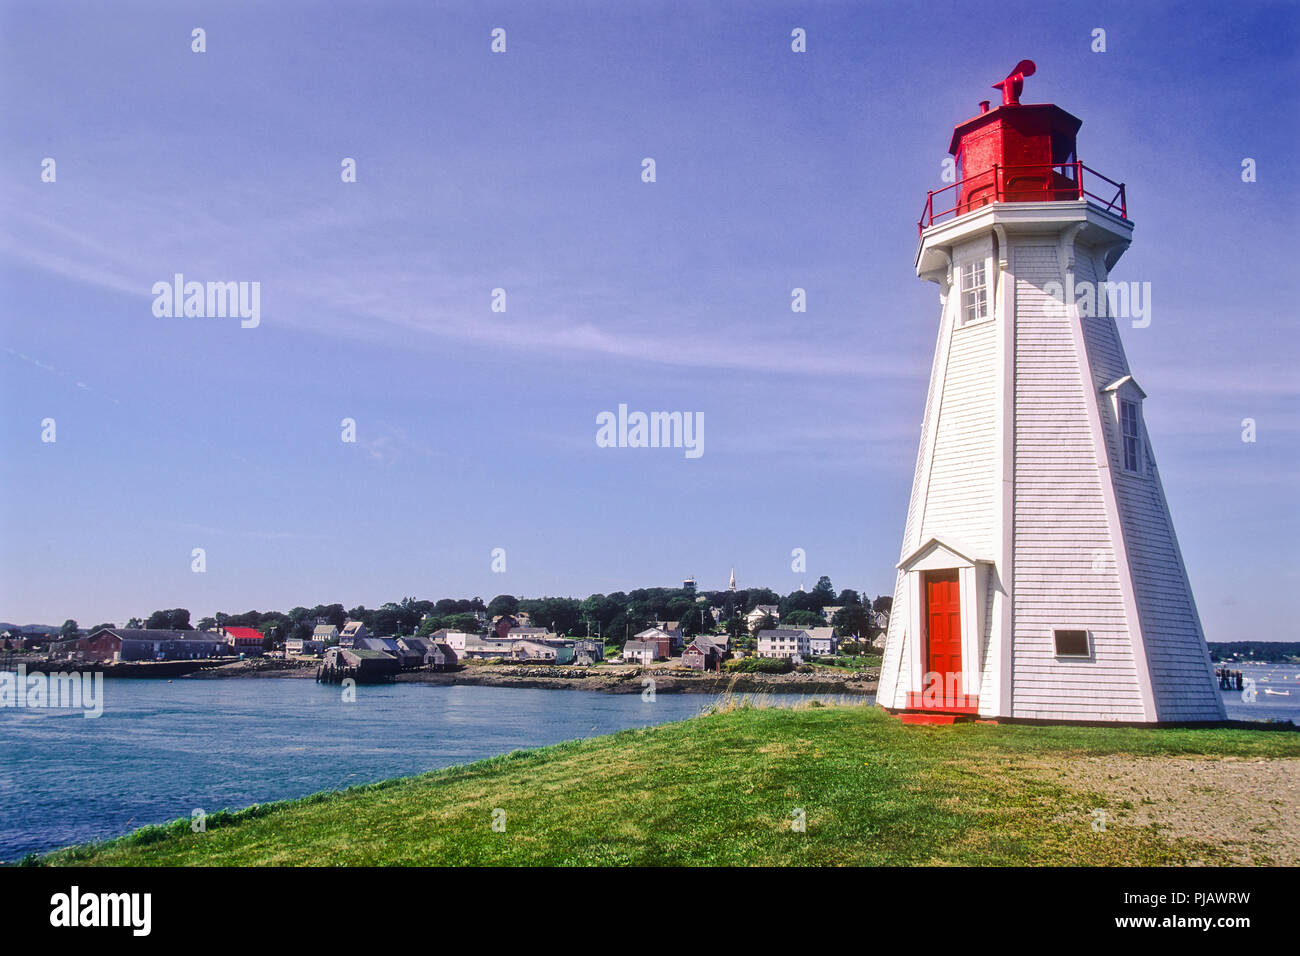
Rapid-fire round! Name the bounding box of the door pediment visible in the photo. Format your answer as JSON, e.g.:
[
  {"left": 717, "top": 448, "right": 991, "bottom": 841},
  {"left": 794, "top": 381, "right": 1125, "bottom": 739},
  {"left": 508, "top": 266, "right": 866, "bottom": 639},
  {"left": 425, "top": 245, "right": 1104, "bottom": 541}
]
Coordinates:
[{"left": 898, "top": 537, "right": 985, "bottom": 573}]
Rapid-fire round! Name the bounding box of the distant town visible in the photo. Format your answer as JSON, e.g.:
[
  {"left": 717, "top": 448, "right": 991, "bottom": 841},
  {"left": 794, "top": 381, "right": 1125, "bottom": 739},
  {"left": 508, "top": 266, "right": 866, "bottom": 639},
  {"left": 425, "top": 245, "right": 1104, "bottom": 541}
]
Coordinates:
[{"left": 1, "top": 572, "right": 895, "bottom": 678}]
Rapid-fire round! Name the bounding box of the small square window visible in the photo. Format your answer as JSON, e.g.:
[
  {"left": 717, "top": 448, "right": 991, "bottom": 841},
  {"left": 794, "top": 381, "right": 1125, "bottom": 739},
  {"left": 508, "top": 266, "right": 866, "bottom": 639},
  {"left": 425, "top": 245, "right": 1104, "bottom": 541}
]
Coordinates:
[
  {"left": 1053, "top": 629, "right": 1091, "bottom": 658},
  {"left": 1120, "top": 399, "right": 1142, "bottom": 473},
  {"left": 959, "top": 260, "right": 988, "bottom": 324}
]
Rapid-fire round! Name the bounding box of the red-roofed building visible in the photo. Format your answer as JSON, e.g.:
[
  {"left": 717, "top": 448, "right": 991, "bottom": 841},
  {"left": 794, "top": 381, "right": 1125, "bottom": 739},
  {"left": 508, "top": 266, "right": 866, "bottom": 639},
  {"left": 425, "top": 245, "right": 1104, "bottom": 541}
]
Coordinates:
[{"left": 223, "top": 626, "right": 264, "bottom": 657}]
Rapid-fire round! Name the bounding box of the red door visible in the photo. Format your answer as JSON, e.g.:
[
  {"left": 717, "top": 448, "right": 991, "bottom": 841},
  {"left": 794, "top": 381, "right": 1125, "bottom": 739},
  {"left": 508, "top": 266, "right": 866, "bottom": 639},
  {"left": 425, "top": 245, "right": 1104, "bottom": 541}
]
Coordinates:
[{"left": 926, "top": 570, "right": 962, "bottom": 704}]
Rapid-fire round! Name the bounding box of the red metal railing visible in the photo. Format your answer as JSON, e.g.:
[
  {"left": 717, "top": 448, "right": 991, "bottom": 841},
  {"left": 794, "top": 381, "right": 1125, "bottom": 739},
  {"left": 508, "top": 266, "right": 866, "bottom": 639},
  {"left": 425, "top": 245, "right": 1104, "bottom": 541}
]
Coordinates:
[{"left": 918, "top": 161, "right": 1127, "bottom": 236}]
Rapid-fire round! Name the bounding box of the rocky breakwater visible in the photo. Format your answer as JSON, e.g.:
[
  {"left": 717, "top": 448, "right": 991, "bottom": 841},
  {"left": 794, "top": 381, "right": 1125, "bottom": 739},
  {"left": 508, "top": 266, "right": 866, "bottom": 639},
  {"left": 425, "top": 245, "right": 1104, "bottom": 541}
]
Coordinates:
[{"left": 399, "top": 664, "right": 879, "bottom": 695}]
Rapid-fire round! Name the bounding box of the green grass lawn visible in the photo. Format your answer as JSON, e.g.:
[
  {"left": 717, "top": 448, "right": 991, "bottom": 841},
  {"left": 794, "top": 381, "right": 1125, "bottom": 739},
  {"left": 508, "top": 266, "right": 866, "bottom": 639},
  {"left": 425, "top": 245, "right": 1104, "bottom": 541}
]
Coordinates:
[
  {"left": 38, "top": 704, "right": 1299, "bottom": 866},
  {"left": 811, "top": 654, "right": 882, "bottom": 671}
]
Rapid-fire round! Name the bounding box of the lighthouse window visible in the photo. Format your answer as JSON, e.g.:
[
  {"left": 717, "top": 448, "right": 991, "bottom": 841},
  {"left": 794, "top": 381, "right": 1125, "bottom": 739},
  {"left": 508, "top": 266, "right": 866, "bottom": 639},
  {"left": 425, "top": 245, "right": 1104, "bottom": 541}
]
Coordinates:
[
  {"left": 1053, "top": 629, "right": 1092, "bottom": 658},
  {"left": 959, "top": 259, "right": 988, "bottom": 324},
  {"left": 1120, "top": 399, "right": 1142, "bottom": 473}
]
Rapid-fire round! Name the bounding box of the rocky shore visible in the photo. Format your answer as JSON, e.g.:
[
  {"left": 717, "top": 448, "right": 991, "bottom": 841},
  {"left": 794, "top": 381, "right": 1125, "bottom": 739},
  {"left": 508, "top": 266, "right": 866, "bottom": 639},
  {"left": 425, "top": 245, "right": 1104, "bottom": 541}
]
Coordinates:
[
  {"left": 184, "top": 657, "right": 319, "bottom": 679},
  {"left": 394, "top": 664, "right": 878, "bottom": 696},
  {"left": 12, "top": 653, "right": 878, "bottom": 695}
]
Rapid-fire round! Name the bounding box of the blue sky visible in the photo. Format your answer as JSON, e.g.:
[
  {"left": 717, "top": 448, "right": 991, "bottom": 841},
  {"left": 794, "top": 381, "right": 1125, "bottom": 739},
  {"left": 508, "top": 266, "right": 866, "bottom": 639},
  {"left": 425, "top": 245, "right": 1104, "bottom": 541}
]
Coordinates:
[{"left": 1, "top": 0, "right": 1296, "bottom": 639}]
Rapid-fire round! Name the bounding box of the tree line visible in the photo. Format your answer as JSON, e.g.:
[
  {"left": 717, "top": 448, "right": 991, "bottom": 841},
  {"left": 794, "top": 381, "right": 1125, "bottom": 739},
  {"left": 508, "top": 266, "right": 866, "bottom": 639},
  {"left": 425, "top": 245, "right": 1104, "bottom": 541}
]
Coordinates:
[{"left": 55, "top": 576, "right": 891, "bottom": 649}]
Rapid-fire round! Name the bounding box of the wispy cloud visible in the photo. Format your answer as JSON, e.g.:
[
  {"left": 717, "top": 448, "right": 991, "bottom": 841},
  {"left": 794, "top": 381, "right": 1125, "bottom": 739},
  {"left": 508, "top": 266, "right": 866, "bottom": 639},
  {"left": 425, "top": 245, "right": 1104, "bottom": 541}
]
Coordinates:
[
  {"left": 356, "top": 421, "right": 434, "bottom": 466},
  {"left": 159, "top": 521, "right": 331, "bottom": 543},
  {"left": 0, "top": 178, "right": 912, "bottom": 378},
  {"left": 5, "top": 346, "right": 111, "bottom": 399}
]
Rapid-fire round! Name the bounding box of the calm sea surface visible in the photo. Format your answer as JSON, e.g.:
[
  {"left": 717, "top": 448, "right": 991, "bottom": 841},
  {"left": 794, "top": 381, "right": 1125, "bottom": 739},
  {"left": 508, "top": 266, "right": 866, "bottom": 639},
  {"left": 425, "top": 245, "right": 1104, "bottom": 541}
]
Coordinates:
[
  {"left": 1221, "top": 661, "right": 1300, "bottom": 723},
  {"left": 0, "top": 677, "right": 864, "bottom": 861}
]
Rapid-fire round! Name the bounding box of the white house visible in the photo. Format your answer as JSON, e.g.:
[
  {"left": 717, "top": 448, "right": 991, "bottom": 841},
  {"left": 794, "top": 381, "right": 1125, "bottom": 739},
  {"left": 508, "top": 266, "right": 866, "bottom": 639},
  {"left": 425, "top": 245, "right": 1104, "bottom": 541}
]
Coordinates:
[
  {"left": 877, "top": 67, "right": 1224, "bottom": 725},
  {"left": 804, "top": 627, "right": 839, "bottom": 656},
  {"left": 745, "top": 605, "right": 780, "bottom": 628},
  {"left": 313, "top": 623, "right": 339, "bottom": 644},
  {"left": 461, "top": 636, "right": 519, "bottom": 660},
  {"left": 756, "top": 628, "right": 809, "bottom": 661},
  {"left": 510, "top": 640, "right": 574, "bottom": 664},
  {"left": 506, "top": 626, "right": 554, "bottom": 642},
  {"left": 338, "top": 621, "right": 368, "bottom": 647},
  {"left": 632, "top": 627, "right": 672, "bottom": 660},
  {"left": 622, "top": 639, "right": 658, "bottom": 666},
  {"left": 431, "top": 630, "right": 477, "bottom": 652}
]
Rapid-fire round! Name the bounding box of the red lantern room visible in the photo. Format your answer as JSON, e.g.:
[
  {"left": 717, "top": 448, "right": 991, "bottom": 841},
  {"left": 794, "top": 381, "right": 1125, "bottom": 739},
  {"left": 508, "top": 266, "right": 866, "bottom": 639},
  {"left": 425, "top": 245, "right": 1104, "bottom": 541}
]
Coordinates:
[{"left": 919, "top": 61, "right": 1128, "bottom": 234}]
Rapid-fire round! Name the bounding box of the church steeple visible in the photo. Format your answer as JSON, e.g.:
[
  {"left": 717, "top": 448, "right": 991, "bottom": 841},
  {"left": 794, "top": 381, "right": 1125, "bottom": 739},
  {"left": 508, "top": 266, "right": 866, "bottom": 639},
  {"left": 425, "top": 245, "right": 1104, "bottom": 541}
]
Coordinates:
[{"left": 728, "top": 567, "right": 736, "bottom": 591}]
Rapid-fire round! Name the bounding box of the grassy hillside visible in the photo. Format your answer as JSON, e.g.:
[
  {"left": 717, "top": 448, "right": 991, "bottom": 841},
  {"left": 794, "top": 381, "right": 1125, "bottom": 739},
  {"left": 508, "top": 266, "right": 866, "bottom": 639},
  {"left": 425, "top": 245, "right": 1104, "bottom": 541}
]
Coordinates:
[{"left": 40, "top": 704, "right": 1299, "bottom": 866}]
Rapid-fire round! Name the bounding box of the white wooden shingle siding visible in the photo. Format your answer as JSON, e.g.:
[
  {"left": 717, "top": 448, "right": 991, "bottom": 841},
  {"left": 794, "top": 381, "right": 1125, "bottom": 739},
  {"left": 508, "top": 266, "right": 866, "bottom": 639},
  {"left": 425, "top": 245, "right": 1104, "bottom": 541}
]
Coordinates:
[
  {"left": 1011, "top": 242, "right": 1144, "bottom": 721},
  {"left": 878, "top": 286, "right": 953, "bottom": 710},
  {"left": 976, "top": 568, "right": 997, "bottom": 712},
  {"left": 918, "top": 288, "right": 999, "bottom": 555},
  {"left": 877, "top": 577, "right": 908, "bottom": 708},
  {"left": 880, "top": 205, "right": 1223, "bottom": 723},
  {"left": 1076, "top": 253, "right": 1224, "bottom": 721}
]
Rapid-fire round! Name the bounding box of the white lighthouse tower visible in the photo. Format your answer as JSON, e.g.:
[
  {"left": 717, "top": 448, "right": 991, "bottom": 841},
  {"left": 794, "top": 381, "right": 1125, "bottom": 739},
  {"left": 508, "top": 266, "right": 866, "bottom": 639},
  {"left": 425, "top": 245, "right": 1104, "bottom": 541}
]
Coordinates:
[{"left": 877, "top": 63, "right": 1225, "bottom": 724}]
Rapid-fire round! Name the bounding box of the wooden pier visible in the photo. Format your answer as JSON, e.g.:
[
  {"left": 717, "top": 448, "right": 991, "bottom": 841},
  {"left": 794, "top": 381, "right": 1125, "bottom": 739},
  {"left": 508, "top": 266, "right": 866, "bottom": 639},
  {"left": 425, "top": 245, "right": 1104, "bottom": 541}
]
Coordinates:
[
  {"left": 1215, "top": 666, "right": 1245, "bottom": 691},
  {"left": 315, "top": 663, "right": 394, "bottom": 685}
]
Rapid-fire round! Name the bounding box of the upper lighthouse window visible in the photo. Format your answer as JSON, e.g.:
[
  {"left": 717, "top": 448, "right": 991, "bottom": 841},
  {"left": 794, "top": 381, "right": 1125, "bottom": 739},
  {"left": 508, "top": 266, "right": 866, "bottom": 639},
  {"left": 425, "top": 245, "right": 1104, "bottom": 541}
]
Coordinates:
[
  {"left": 1120, "top": 399, "right": 1142, "bottom": 473},
  {"left": 959, "top": 259, "right": 988, "bottom": 324}
]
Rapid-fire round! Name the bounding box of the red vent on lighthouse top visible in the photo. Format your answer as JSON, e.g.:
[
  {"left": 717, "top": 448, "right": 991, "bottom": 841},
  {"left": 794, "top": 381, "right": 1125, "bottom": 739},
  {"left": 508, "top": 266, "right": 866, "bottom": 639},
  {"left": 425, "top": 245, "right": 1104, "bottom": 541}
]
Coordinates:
[{"left": 918, "top": 62, "right": 1128, "bottom": 234}]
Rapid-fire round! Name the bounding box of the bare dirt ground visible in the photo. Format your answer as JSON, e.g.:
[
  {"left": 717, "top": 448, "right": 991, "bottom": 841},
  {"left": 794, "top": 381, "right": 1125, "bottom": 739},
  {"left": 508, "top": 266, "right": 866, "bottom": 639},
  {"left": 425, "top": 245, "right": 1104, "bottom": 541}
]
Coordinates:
[{"left": 1045, "top": 754, "right": 1300, "bottom": 865}]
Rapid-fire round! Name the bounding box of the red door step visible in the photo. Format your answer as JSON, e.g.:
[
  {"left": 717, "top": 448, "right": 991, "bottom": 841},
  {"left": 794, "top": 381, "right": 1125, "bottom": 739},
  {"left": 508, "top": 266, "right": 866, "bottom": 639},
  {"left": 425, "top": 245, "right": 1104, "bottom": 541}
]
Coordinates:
[{"left": 898, "top": 712, "right": 962, "bottom": 725}]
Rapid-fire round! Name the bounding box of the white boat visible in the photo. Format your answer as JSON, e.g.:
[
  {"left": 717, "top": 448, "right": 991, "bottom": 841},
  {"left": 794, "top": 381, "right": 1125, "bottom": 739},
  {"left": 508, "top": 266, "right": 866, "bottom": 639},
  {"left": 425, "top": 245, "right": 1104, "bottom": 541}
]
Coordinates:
[{"left": 1262, "top": 689, "right": 1290, "bottom": 697}]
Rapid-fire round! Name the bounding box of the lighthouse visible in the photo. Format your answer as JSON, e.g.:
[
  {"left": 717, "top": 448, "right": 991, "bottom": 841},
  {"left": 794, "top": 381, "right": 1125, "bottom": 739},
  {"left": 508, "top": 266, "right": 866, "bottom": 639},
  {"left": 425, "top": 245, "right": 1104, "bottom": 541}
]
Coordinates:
[{"left": 877, "top": 63, "right": 1225, "bottom": 725}]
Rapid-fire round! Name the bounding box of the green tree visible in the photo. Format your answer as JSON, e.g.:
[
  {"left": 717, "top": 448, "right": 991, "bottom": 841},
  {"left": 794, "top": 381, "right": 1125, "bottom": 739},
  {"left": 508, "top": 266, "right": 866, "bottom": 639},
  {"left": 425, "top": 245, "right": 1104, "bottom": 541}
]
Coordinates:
[
  {"left": 60, "top": 619, "right": 78, "bottom": 640},
  {"left": 743, "top": 588, "right": 780, "bottom": 612},
  {"left": 372, "top": 603, "right": 404, "bottom": 636},
  {"left": 782, "top": 609, "right": 823, "bottom": 628},
  {"left": 298, "top": 604, "right": 345, "bottom": 628},
  {"left": 681, "top": 606, "right": 713, "bottom": 638},
  {"left": 418, "top": 612, "right": 483, "bottom": 637},
  {"left": 145, "top": 609, "right": 191, "bottom": 630},
  {"left": 832, "top": 605, "right": 874, "bottom": 639},
  {"left": 259, "top": 618, "right": 288, "bottom": 645},
  {"left": 519, "top": 597, "right": 582, "bottom": 636},
  {"left": 487, "top": 594, "right": 519, "bottom": 618},
  {"left": 780, "top": 589, "right": 821, "bottom": 617}
]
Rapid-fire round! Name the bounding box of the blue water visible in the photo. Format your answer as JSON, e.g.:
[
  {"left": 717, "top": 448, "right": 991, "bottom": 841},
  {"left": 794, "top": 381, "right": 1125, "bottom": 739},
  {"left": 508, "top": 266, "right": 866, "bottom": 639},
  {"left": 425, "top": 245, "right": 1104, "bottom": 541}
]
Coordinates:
[
  {"left": 0, "top": 677, "right": 859, "bottom": 861},
  {"left": 1220, "top": 661, "right": 1300, "bottom": 724}
]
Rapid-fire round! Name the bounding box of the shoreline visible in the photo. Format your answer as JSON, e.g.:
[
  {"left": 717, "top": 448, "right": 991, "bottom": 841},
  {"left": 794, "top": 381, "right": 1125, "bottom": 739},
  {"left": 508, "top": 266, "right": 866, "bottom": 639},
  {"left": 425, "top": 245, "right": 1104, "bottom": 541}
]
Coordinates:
[
  {"left": 206, "top": 656, "right": 883, "bottom": 695},
  {"left": 10, "top": 654, "right": 881, "bottom": 695},
  {"left": 392, "top": 666, "right": 880, "bottom": 696}
]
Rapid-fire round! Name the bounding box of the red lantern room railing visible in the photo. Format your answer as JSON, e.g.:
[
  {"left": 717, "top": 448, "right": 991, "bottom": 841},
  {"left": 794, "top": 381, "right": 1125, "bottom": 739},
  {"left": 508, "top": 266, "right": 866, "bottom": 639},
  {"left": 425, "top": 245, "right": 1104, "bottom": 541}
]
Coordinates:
[
  {"left": 918, "top": 61, "right": 1128, "bottom": 237},
  {"left": 918, "top": 161, "right": 1128, "bottom": 236}
]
